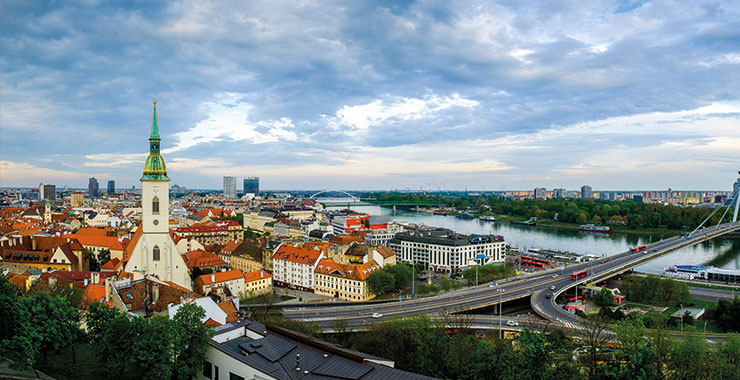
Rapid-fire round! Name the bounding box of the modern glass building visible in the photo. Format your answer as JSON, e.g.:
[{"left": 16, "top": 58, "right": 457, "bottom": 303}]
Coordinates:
[
  {"left": 243, "top": 176, "right": 259, "bottom": 196},
  {"left": 107, "top": 180, "right": 115, "bottom": 194}
]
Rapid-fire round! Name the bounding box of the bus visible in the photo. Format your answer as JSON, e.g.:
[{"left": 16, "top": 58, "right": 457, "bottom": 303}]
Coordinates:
[
  {"left": 570, "top": 270, "right": 587, "bottom": 280},
  {"left": 515, "top": 256, "right": 546, "bottom": 269},
  {"left": 630, "top": 245, "right": 647, "bottom": 253}
]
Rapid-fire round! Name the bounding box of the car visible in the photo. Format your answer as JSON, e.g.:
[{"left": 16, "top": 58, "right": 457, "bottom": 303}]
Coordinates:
[
  {"left": 371, "top": 313, "right": 383, "bottom": 319},
  {"left": 506, "top": 320, "right": 519, "bottom": 326},
  {"left": 550, "top": 285, "right": 556, "bottom": 290},
  {"left": 545, "top": 293, "right": 552, "bottom": 299}
]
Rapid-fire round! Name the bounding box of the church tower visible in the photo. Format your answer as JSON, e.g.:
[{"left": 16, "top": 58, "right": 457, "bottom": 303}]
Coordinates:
[
  {"left": 141, "top": 100, "right": 170, "bottom": 234},
  {"left": 124, "top": 101, "right": 191, "bottom": 289}
]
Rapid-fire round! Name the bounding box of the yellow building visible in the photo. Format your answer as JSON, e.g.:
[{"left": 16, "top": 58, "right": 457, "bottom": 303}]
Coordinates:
[
  {"left": 242, "top": 269, "right": 272, "bottom": 297},
  {"left": 314, "top": 259, "right": 382, "bottom": 302}
]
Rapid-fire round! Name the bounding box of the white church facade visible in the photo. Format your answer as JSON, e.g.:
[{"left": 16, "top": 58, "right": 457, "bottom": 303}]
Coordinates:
[{"left": 123, "top": 101, "right": 191, "bottom": 289}]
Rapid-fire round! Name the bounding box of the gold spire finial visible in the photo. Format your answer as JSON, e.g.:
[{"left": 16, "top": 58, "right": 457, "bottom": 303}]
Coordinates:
[{"left": 153, "top": 100, "right": 157, "bottom": 105}]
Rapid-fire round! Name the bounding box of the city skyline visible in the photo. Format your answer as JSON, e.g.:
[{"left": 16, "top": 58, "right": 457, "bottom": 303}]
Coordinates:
[{"left": 2, "top": 1, "right": 740, "bottom": 190}]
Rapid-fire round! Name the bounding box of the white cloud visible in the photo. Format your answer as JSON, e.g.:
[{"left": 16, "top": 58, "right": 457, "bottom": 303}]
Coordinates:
[
  {"left": 0, "top": 161, "right": 90, "bottom": 187},
  {"left": 328, "top": 93, "right": 479, "bottom": 133},
  {"left": 169, "top": 93, "right": 298, "bottom": 152},
  {"left": 83, "top": 153, "right": 148, "bottom": 167}
]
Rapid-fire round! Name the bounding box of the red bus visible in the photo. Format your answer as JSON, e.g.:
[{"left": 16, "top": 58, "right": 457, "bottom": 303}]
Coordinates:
[
  {"left": 568, "top": 296, "right": 583, "bottom": 302},
  {"left": 531, "top": 257, "right": 551, "bottom": 266},
  {"left": 570, "top": 270, "right": 587, "bottom": 280},
  {"left": 515, "top": 258, "right": 545, "bottom": 269},
  {"left": 630, "top": 245, "right": 647, "bottom": 253}
]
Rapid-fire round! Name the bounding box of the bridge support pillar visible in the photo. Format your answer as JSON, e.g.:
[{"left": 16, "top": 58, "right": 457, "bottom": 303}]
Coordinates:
[{"left": 393, "top": 205, "right": 396, "bottom": 215}]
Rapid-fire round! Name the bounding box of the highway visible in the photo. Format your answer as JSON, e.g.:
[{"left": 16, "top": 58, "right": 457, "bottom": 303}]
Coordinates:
[{"left": 282, "top": 221, "right": 740, "bottom": 331}]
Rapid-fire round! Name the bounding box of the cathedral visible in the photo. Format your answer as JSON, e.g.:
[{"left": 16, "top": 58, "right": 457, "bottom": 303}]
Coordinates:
[{"left": 122, "top": 101, "right": 191, "bottom": 289}]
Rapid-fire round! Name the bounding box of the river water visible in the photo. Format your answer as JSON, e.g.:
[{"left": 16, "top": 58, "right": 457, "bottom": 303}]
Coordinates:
[{"left": 329, "top": 205, "right": 740, "bottom": 275}]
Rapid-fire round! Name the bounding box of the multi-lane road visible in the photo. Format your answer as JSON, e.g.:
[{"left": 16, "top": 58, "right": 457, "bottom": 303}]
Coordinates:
[{"left": 283, "top": 221, "right": 740, "bottom": 331}]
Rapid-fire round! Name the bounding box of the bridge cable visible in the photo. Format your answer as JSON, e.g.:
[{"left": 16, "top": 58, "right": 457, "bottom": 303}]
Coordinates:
[{"left": 689, "top": 185, "right": 740, "bottom": 237}]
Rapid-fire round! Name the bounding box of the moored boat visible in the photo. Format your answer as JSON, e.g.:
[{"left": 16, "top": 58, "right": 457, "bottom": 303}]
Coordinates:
[{"left": 579, "top": 224, "right": 612, "bottom": 233}]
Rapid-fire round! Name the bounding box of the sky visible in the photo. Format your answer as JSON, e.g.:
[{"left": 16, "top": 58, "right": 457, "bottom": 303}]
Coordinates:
[{"left": 1, "top": 0, "right": 740, "bottom": 191}]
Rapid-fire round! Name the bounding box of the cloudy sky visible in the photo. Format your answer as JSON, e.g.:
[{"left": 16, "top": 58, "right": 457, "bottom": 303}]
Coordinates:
[{"left": 1, "top": 0, "right": 740, "bottom": 191}]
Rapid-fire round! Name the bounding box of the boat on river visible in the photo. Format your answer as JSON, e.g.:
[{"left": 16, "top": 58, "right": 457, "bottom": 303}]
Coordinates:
[
  {"left": 479, "top": 215, "right": 496, "bottom": 222},
  {"left": 579, "top": 224, "right": 612, "bottom": 233}
]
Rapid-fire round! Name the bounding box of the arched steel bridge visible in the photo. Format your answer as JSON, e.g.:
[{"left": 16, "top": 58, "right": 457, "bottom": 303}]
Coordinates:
[{"left": 309, "top": 190, "right": 359, "bottom": 200}]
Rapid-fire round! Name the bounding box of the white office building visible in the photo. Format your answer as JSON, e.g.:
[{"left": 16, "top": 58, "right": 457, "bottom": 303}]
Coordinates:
[{"left": 389, "top": 229, "right": 506, "bottom": 273}]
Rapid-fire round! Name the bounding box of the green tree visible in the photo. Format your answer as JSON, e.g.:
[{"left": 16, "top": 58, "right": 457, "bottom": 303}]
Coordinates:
[
  {"left": 367, "top": 270, "right": 396, "bottom": 295},
  {"left": 85, "top": 301, "right": 122, "bottom": 344},
  {"left": 710, "top": 334, "right": 740, "bottom": 380},
  {"left": 98, "top": 248, "right": 111, "bottom": 266},
  {"left": 385, "top": 263, "right": 413, "bottom": 291},
  {"left": 171, "top": 303, "right": 213, "bottom": 380},
  {"left": 0, "top": 275, "right": 36, "bottom": 370},
  {"left": 131, "top": 316, "right": 173, "bottom": 380},
  {"left": 669, "top": 333, "right": 709, "bottom": 380},
  {"left": 18, "top": 291, "right": 80, "bottom": 363},
  {"left": 594, "top": 288, "right": 614, "bottom": 306},
  {"left": 593, "top": 215, "right": 602, "bottom": 224},
  {"left": 576, "top": 212, "right": 588, "bottom": 224}
]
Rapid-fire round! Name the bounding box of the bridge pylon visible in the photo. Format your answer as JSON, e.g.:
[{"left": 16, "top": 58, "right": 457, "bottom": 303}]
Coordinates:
[{"left": 733, "top": 173, "right": 740, "bottom": 222}]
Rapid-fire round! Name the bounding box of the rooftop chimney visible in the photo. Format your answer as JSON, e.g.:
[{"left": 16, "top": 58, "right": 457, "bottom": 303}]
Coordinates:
[
  {"left": 295, "top": 353, "right": 301, "bottom": 371},
  {"left": 91, "top": 272, "right": 100, "bottom": 285},
  {"left": 104, "top": 278, "right": 111, "bottom": 303},
  {"left": 211, "top": 274, "right": 216, "bottom": 283},
  {"left": 152, "top": 283, "right": 160, "bottom": 304}
]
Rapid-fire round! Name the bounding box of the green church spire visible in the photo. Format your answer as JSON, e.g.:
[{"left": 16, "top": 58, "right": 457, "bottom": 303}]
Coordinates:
[{"left": 141, "top": 100, "right": 170, "bottom": 181}]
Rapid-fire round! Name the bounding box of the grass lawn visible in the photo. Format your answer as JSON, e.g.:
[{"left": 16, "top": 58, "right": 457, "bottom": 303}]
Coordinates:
[
  {"left": 686, "top": 281, "right": 740, "bottom": 292},
  {"left": 36, "top": 343, "right": 112, "bottom": 380}
]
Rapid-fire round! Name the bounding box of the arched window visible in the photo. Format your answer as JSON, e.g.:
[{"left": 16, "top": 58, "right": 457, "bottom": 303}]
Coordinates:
[
  {"left": 153, "top": 245, "right": 160, "bottom": 261},
  {"left": 152, "top": 196, "right": 160, "bottom": 214}
]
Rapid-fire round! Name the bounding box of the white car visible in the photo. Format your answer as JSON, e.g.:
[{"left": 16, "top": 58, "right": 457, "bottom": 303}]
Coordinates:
[
  {"left": 550, "top": 285, "right": 556, "bottom": 290},
  {"left": 506, "top": 320, "right": 519, "bottom": 326},
  {"left": 371, "top": 313, "right": 383, "bottom": 319}
]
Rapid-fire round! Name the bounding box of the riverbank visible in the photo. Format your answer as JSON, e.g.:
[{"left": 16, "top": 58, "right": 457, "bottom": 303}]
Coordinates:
[{"left": 481, "top": 214, "right": 686, "bottom": 236}]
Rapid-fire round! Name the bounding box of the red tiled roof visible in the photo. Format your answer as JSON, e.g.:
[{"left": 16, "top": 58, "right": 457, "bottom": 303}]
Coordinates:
[
  {"left": 100, "top": 258, "right": 122, "bottom": 271},
  {"left": 314, "top": 259, "right": 381, "bottom": 281},
  {"left": 217, "top": 300, "right": 238, "bottom": 323},
  {"left": 204, "top": 317, "right": 222, "bottom": 327},
  {"left": 197, "top": 269, "right": 244, "bottom": 285},
  {"left": 329, "top": 235, "right": 365, "bottom": 245},
  {"left": 181, "top": 250, "right": 226, "bottom": 270},
  {"left": 243, "top": 269, "right": 271, "bottom": 283},
  {"left": 83, "top": 281, "right": 113, "bottom": 308},
  {"left": 273, "top": 245, "right": 322, "bottom": 265},
  {"left": 68, "top": 234, "right": 124, "bottom": 250}
]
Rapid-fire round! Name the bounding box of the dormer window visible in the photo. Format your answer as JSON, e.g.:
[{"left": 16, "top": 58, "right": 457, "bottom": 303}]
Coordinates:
[{"left": 152, "top": 196, "right": 160, "bottom": 215}]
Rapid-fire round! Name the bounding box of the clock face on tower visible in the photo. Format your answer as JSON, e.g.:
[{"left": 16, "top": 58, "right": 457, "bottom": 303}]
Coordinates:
[{"left": 152, "top": 186, "right": 159, "bottom": 193}]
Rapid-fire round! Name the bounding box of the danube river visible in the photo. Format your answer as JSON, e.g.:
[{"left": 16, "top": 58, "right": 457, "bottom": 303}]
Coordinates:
[{"left": 330, "top": 205, "right": 740, "bottom": 275}]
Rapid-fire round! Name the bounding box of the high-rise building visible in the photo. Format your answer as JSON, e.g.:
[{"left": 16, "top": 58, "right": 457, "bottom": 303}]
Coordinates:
[
  {"left": 553, "top": 188, "right": 567, "bottom": 198},
  {"left": 581, "top": 185, "right": 593, "bottom": 199},
  {"left": 244, "top": 176, "right": 259, "bottom": 196},
  {"left": 71, "top": 192, "right": 85, "bottom": 207},
  {"left": 88, "top": 177, "right": 99, "bottom": 197},
  {"left": 107, "top": 180, "right": 115, "bottom": 195},
  {"left": 223, "top": 176, "right": 237, "bottom": 199},
  {"left": 533, "top": 187, "right": 547, "bottom": 199},
  {"left": 122, "top": 100, "right": 191, "bottom": 289},
  {"left": 39, "top": 183, "right": 56, "bottom": 201}
]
